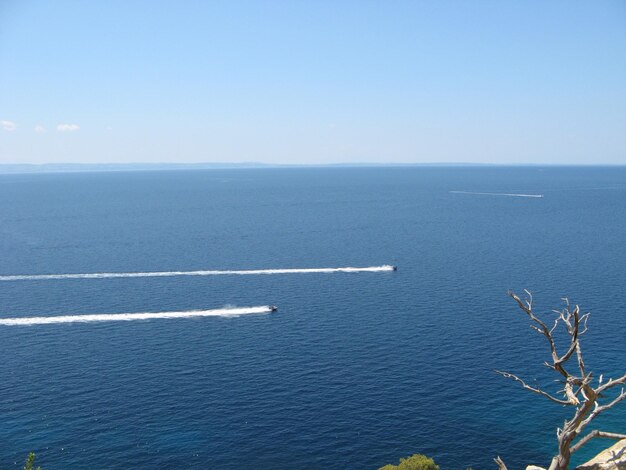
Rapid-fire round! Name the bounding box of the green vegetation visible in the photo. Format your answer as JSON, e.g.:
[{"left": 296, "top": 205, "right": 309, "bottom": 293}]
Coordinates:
[
  {"left": 379, "top": 454, "right": 439, "bottom": 470},
  {"left": 23, "top": 453, "right": 41, "bottom": 470}
]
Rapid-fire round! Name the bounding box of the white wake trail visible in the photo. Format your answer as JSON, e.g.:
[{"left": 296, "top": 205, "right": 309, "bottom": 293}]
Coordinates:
[
  {"left": 0, "top": 306, "right": 272, "bottom": 326},
  {"left": 0, "top": 265, "right": 396, "bottom": 282},
  {"left": 450, "top": 191, "right": 543, "bottom": 198}
]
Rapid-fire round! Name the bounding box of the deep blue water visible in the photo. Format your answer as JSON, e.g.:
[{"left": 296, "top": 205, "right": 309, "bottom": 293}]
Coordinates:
[{"left": 0, "top": 166, "right": 625, "bottom": 469}]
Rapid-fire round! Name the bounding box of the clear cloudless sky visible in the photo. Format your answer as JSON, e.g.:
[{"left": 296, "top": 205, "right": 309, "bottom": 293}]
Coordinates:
[{"left": 1, "top": 0, "right": 625, "bottom": 164}]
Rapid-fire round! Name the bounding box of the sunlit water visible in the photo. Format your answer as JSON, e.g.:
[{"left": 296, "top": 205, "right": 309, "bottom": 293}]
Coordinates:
[{"left": 1, "top": 167, "right": 625, "bottom": 469}]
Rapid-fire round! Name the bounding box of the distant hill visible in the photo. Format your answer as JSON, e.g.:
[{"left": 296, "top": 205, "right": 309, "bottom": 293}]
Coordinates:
[{"left": 0, "top": 162, "right": 496, "bottom": 174}]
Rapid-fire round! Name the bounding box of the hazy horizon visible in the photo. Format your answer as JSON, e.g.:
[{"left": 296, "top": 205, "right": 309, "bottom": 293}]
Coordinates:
[
  {"left": 2, "top": 161, "right": 626, "bottom": 176},
  {"left": 1, "top": 1, "right": 625, "bottom": 165}
]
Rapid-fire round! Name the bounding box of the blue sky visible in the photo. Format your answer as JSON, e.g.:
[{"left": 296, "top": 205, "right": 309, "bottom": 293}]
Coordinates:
[{"left": 1, "top": 0, "right": 625, "bottom": 164}]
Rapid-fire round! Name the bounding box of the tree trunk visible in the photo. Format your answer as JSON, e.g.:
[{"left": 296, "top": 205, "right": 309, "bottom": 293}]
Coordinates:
[{"left": 548, "top": 455, "right": 568, "bottom": 470}]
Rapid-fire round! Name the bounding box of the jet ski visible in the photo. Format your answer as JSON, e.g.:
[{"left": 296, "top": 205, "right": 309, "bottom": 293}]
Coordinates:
[{"left": 270, "top": 305, "right": 278, "bottom": 312}]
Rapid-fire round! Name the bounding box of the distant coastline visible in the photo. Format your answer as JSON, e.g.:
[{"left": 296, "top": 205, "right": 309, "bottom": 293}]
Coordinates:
[{"left": 0, "top": 162, "right": 622, "bottom": 175}]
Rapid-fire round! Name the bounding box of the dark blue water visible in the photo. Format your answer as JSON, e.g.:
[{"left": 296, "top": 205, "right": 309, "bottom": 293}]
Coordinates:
[{"left": 1, "top": 167, "right": 625, "bottom": 469}]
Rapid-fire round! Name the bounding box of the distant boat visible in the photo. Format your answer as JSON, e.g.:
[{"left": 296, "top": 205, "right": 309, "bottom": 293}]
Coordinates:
[{"left": 270, "top": 305, "right": 278, "bottom": 312}]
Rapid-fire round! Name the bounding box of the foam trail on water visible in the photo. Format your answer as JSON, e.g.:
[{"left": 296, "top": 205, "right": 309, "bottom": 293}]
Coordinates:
[
  {"left": 0, "top": 306, "right": 272, "bottom": 326},
  {"left": 0, "top": 265, "right": 395, "bottom": 282},
  {"left": 450, "top": 191, "right": 543, "bottom": 198}
]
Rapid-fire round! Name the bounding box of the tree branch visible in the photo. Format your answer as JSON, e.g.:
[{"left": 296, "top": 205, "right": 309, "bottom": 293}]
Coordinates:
[
  {"left": 508, "top": 291, "right": 568, "bottom": 379},
  {"left": 498, "top": 292, "right": 626, "bottom": 470},
  {"left": 586, "top": 388, "right": 626, "bottom": 424},
  {"left": 597, "top": 373, "right": 626, "bottom": 394},
  {"left": 495, "top": 370, "right": 573, "bottom": 405},
  {"left": 494, "top": 456, "right": 508, "bottom": 470},
  {"left": 570, "top": 430, "right": 626, "bottom": 453}
]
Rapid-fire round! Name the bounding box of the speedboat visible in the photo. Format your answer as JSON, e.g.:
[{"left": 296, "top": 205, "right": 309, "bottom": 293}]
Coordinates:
[{"left": 270, "top": 305, "right": 278, "bottom": 312}]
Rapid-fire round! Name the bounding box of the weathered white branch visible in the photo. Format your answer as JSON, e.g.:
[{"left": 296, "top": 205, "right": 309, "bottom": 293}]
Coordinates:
[
  {"left": 582, "top": 389, "right": 626, "bottom": 428},
  {"left": 597, "top": 373, "right": 626, "bottom": 394},
  {"left": 509, "top": 291, "right": 559, "bottom": 362},
  {"left": 570, "top": 430, "right": 626, "bottom": 453},
  {"left": 497, "top": 292, "right": 626, "bottom": 470},
  {"left": 495, "top": 370, "right": 573, "bottom": 405},
  {"left": 494, "top": 456, "right": 508, "bottom": 470}
]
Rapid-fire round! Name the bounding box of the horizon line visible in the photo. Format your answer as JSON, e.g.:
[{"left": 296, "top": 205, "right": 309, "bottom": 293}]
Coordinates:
[{"left": 1, "top": 161, "right": 625, "bottom": 175}]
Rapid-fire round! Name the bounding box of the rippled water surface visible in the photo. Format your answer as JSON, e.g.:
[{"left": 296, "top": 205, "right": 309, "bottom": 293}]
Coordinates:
[{"left": 1, "top": 167, "right": 625, "bottom": 469}]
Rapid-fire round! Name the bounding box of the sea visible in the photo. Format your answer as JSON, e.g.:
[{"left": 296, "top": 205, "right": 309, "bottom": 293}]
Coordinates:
[{"left": 0, "top": 166, "right": 624, "bottom": 469}]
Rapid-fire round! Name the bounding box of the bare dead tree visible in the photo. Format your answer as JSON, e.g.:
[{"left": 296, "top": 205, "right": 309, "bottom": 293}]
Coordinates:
[{"left": 493, "top": 291, "right": 626, "bottom": 470}]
